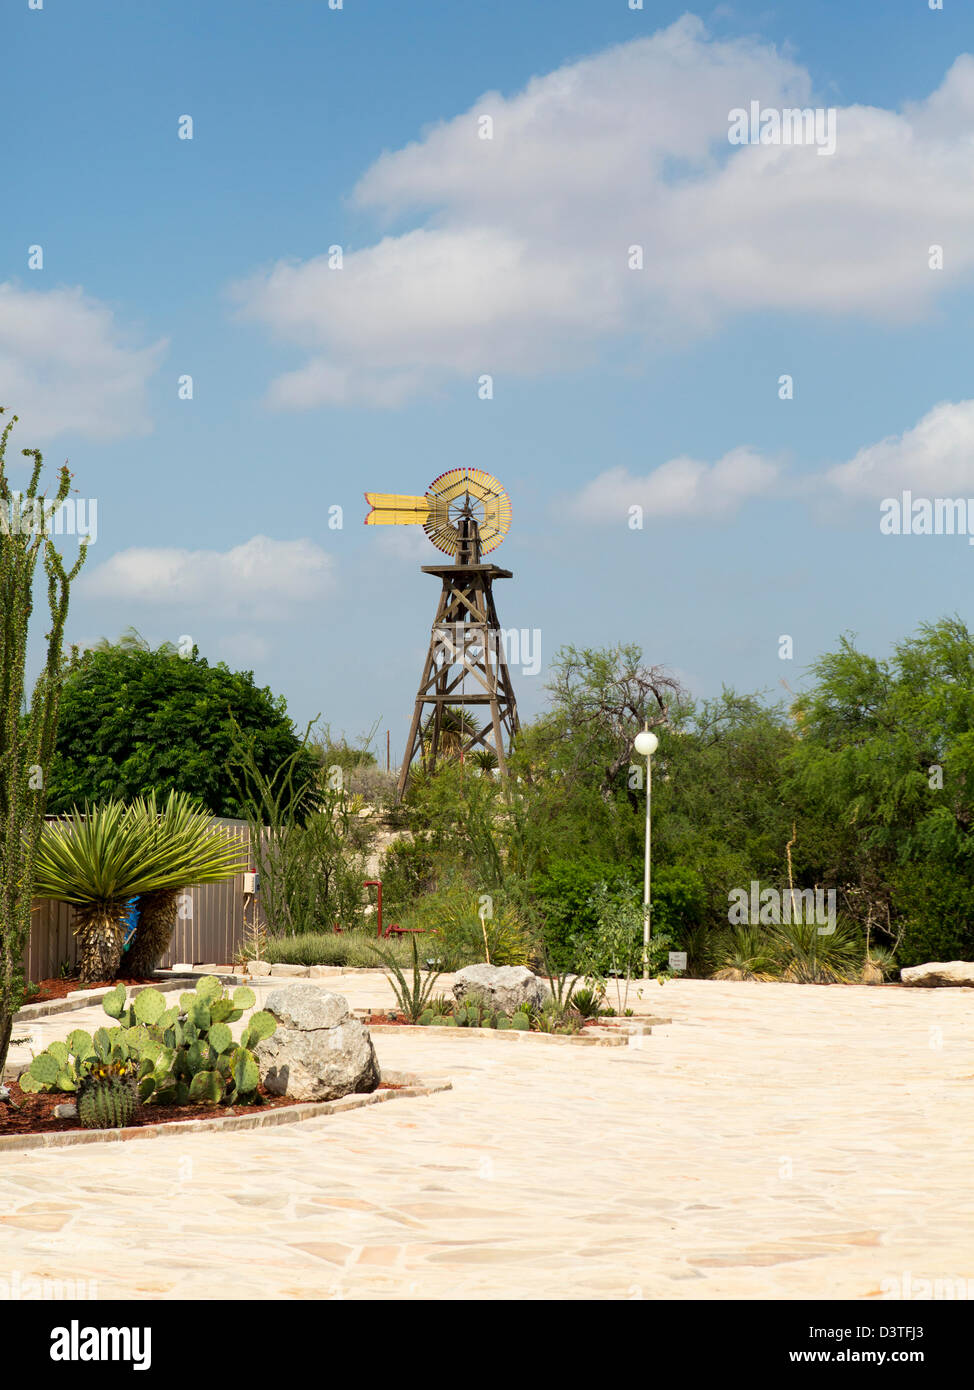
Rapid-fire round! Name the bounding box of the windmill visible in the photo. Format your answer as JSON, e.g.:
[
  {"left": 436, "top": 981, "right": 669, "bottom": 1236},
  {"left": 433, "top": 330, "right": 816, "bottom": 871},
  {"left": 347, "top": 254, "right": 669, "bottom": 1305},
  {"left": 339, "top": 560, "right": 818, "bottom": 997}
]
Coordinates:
[{"left": 364, "top": 467, "right": 519, "bottom": 800}]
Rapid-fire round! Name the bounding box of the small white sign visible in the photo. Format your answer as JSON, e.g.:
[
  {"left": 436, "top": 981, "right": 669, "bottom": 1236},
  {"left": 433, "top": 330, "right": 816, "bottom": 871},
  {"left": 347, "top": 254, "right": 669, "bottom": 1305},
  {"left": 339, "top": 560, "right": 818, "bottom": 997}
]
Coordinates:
[{"left": 668, "top": 951, "right": 687, "bottom": 973}]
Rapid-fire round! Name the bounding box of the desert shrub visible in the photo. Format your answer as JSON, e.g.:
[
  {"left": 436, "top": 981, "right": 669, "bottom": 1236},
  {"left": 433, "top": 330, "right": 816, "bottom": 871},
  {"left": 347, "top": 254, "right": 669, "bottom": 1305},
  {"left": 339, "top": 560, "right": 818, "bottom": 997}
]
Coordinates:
[
  {"left": 380, "top": 836, "right": 437, "bottom": 912},
  {"left": 394, "top": 880, "right": 534, "bottom": 970},
  {"left": 257, "top": 930, "right": 416, "bottom": 970}
]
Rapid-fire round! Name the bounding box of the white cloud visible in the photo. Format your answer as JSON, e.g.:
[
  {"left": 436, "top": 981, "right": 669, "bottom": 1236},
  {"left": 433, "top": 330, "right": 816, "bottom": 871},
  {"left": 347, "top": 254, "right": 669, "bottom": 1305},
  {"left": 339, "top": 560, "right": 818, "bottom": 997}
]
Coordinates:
[
  {"left": 570, "top": 398, "right": 974, "bottom": 525},
  {"left": 826, "top": 400, "right": 974, "bottom": 497},
  {"left": 0, "top": 283, "right": 165, "bottom": 440},
  {"left": 83, "top": 535, "right": 335, "bottom": 620},
  {"left": 234, "top": 15, "right": 974, "bottom": 406},
  {"left": 568, "top": 447, "right": 780, "bottom": 522}
]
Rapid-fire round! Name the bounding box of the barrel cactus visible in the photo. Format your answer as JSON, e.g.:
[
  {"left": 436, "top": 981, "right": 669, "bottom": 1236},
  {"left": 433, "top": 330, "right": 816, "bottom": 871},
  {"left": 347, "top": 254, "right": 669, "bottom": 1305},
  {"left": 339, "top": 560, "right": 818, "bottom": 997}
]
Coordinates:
[{"left": 77, "top": 1063, "right": 139, "bottom": 1129}]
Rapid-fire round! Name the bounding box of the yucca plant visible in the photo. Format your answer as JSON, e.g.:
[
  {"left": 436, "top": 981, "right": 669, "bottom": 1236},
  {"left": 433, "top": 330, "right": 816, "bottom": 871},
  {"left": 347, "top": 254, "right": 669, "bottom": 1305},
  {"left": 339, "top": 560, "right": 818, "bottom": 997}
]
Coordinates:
[
  {"left": 124, "top": 792, "right": 246, "bottom": 976},
  {"left": 421, "top": 705, "right": 478, "bottom": 762},
  {"left": 371, "top": 934, "right": 443, "bottom": 1023},
  {"left": 34, "top": 792, "right": 246, "bottom": 984},
  {"left": 715, "top": 926, "right": 779, "bottom": 982},
  {"left": 772, "top": 916, "right": 862, "bottom": 984}
]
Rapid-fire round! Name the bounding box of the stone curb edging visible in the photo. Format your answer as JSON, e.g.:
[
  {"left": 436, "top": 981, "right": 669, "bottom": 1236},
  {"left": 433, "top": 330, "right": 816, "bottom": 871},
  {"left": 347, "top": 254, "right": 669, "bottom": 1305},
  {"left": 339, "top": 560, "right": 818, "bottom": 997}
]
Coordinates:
[
  {"left": 14, "top": 975, "right": 228, "bottom": 1023},
  {"left": 364, "top": 1022, "right": 654, "bottom": 1047},
  {"left": 0, "top": 1071, "right": 451, "bottom": 1154}
]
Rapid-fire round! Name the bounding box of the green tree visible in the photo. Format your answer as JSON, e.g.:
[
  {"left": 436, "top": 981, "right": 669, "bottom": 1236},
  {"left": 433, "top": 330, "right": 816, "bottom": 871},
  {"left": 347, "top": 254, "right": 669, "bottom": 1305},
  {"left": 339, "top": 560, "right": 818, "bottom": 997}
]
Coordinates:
[
  {"left": 652, "top": 691, "right": 797, "bottom": 921},
  {"left": 788, "top": 617, "right": 974, "bottom": 965},
  {"left": 534, "top": 643, "right": 682, "bottom": 803},
  {"left": 46, "top": 632, "right": 317, "bottom": 819},
  {"left": 0, "top": 409, "right": 86, "bottom": 1080}
]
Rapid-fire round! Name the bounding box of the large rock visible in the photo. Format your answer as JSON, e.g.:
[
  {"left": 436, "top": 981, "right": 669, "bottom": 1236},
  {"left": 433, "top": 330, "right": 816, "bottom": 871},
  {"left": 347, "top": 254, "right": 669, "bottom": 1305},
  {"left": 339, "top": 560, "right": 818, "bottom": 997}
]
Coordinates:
[
  {"left": 900, "top": 961, "right": 974, "bottom": 988},
  {"left": 263, "top": 984, "right": 349, "bottom": 1031},
  {"left": 452, "top": 964, "right": 549, "bottom": 1015},
  {"left": 255, "top": 985, "right": 379, "bottom": 1101}
]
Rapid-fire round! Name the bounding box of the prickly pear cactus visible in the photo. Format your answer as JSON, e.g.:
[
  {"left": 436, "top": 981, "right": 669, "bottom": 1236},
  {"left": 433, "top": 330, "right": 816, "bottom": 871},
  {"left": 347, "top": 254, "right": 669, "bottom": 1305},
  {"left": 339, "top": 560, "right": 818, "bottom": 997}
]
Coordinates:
[{"left": 77, "top": 1065, "right": 139, "bottom": 1129}]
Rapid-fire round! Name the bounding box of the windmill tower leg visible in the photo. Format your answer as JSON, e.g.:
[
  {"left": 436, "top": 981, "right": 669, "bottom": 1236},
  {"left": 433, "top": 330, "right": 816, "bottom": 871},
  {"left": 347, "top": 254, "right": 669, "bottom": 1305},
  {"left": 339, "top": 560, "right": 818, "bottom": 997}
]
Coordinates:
[{"left": 395, "top": 558, "right": 519, "bottom": 802}]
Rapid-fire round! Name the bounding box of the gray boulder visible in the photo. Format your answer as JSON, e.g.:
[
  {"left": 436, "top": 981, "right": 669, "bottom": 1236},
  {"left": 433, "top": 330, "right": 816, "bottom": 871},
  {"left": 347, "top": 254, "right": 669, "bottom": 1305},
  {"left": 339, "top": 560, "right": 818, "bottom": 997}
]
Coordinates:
[
  {"left": 900, "top": 961, "right": 974, "bottom": 988},
  {"left": 263, "top": 983, "right": 350, "bottom": 1031},
  {"left": 255, "top": 985, "right": 379, "bottom": 1101},
  {"left": 452, "top": 964, "right": 549, "bottom": 1015}
]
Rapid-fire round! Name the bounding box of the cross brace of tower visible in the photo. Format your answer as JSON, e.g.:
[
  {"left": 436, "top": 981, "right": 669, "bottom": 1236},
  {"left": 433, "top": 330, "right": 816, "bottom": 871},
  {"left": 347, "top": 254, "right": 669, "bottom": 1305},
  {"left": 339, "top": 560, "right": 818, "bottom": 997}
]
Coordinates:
[{"left": 396, "top": 559, "right": 519, "bottom": 801}]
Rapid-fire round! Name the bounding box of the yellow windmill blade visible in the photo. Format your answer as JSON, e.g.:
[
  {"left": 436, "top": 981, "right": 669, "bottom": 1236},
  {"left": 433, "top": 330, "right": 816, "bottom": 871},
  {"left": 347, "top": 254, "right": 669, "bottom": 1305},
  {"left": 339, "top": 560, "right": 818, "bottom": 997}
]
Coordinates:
[{"left": 364, "top": 469, "right": 513, "bottom": 557}]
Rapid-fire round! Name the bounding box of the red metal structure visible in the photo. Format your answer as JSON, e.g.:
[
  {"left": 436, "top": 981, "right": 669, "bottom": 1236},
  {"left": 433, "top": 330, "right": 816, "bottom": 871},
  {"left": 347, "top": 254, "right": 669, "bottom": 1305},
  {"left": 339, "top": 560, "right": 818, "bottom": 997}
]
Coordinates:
[{"left": 362, "top": 880, "right": 433, "bottom": 939}]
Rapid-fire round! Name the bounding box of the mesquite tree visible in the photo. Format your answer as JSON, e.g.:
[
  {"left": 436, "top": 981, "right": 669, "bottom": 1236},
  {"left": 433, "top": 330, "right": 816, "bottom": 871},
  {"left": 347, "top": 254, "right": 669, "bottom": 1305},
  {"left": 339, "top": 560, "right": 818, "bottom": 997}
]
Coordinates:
[{"left": 0, "top": 409, "right": 86, "bottom": 1083}]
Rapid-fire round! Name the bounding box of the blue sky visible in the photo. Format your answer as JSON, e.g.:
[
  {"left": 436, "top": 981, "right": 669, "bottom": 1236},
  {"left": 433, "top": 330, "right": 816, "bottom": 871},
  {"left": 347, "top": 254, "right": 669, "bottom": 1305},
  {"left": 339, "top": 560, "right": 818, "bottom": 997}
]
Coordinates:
[{"left": 4, "top": 0, "right": 974, "bottom": 755}]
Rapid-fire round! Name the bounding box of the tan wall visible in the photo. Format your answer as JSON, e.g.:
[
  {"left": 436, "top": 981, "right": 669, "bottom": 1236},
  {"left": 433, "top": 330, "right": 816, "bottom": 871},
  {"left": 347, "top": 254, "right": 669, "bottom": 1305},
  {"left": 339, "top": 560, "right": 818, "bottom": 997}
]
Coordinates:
[{"left": 24, "top": 818, "right": 263, "bottom": 979}]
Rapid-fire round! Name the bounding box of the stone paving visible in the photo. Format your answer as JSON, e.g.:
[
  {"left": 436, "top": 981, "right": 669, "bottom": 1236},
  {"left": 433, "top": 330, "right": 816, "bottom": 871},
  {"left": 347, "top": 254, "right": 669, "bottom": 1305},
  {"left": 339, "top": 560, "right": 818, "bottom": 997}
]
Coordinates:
[{"left": 2, "top": 975, "right": 973, "bottom": 1300}]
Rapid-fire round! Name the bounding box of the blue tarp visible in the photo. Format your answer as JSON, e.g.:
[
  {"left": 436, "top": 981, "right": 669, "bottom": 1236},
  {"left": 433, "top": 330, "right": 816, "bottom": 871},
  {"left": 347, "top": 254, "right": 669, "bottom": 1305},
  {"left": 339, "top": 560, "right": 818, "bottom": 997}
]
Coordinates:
[{"left": 120, "top": 897, "right": 140, "bottom": 952}]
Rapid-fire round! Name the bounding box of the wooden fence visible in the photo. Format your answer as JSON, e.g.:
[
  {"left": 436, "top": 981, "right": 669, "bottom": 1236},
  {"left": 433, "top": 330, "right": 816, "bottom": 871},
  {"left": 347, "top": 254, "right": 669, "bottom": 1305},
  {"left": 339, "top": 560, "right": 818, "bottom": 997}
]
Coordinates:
[{"left": 24, "top": 818, "right": 261, "bottom": 980}]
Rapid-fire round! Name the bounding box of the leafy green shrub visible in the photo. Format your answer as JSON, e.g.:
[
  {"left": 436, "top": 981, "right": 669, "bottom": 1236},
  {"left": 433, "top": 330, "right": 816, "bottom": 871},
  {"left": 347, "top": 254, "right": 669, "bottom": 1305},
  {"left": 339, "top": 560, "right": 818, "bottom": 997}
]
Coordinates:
[
  {"left": 580, "top": 883, "right": 671, "bottom": 1012},
  {"left": 650, "top": 865, "right": 707, "bottom": 943},
  {"left": 529, "top": 858, "right": 636, "bottom": 968},
  {"left": 890, "top": 866, "right": 974, "bottom": 968},
  {"left": 380, "top": 837, "right": 437, "bottom": 911}
]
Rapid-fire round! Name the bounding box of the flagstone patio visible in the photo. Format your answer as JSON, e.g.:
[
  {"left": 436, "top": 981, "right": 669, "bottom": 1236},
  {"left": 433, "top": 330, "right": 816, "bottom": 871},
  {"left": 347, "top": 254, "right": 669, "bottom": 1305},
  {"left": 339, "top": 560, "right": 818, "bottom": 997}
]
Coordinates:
[{"left": 2, "top": 976, "right": 972, "bottom": 1300}]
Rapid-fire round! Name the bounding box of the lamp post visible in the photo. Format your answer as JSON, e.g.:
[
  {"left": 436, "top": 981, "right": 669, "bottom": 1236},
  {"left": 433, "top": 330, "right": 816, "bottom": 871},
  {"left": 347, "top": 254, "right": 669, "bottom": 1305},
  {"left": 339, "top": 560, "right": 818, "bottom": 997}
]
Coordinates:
[{"left": 633, "top": 727, "right": 659, "bottom": 978}]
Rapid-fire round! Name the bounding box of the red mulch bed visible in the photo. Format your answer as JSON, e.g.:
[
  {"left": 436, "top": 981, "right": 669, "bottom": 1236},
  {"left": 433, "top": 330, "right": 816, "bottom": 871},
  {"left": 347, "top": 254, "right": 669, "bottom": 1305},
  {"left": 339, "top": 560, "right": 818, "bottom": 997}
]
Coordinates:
[
  {"left": 363, "top": 1010, "right": 626, "bottom": 1030},
  {"left": 22, "top": 976, "right": 158, "bottom": 1006},
  {"left": 0, "top": 1079, "right": 401, "bottom": 1136}
]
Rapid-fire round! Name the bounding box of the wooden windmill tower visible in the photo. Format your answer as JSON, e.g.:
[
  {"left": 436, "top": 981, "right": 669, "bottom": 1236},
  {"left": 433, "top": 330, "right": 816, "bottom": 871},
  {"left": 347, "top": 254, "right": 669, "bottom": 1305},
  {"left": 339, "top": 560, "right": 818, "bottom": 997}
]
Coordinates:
[{"left": 364, "top": 468, "right": 519, "bottom": 801}]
